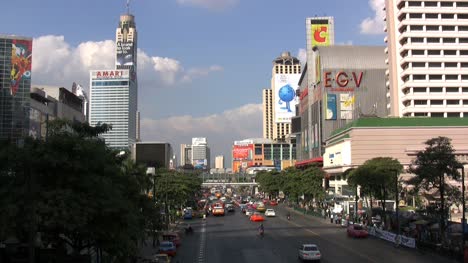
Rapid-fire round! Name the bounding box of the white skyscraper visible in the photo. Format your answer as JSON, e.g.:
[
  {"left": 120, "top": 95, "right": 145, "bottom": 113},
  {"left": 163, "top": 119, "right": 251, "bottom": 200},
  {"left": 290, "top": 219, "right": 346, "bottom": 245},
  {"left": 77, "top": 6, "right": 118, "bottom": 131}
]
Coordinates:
[
  {"left": 89, "top": 10, "right": 138, "bottom": 149},
  {"left": 215, "top": 155, "right": 225, "bottom": 169},
  {"left": 385, "top": 0, "right": 468, "bottom": 117},
  {"left": 263, "top": 52, "right": 301, "bottom": 141}
]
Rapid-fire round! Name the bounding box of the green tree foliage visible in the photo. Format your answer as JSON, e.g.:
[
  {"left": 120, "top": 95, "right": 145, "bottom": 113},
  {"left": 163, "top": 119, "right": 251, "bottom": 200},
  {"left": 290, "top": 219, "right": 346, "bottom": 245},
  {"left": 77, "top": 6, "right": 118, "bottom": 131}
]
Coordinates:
[
  {"left": 255, "top": 166, "right": 325, "bottom": 204},
  {"left": 0, "top": 120, "right": 156, "bottom": 260},
  {"left": 348, "top": 157, "right": 403, "bottom": 221},
  {"left": 408, "top": 136, "right": 462, "bottom": 235}
]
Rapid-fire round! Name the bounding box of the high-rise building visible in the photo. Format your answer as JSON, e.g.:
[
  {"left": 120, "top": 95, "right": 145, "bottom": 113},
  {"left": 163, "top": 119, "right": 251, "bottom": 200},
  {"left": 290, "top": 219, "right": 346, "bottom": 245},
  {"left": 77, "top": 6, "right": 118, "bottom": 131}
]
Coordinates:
[
  {"left": 89, "top": 10, "right": 138, "bottom": 149},
  {"left": 89, "top": 69, "right": 135, "bottom": 149},
  {"left": 191, "top": 137, "right": 210, "bottom": 170},
  {"left": 72, "top": 82, "right": 89, "bottom": 122},
  {"left": 385, "top": 0, "right": 468, "bottom": 118},
  {"left": 0, "top": 35, "right": 32, "bottom": 141},
  {"left": 215, "top": 155, "right": 225, "bottom": 169},
  {"left": 180, "top": 143, "right": 192, "bottom": 166},
  {"left": 262, "top": 52, "right": 301, "bottom": 141}
]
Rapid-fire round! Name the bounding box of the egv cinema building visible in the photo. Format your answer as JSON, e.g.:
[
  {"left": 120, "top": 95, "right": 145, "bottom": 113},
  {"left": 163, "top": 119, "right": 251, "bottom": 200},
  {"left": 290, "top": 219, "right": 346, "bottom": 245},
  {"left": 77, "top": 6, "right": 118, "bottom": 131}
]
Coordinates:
[{"left": 296, "top": 45, "right": 388, "bottom": 166}]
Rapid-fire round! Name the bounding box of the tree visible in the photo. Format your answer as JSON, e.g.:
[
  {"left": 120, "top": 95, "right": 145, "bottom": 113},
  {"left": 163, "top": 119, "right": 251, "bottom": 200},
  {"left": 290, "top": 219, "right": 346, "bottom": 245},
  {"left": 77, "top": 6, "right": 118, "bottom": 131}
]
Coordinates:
[
  {"left": 348, "top": 157, "right": 403, "bottom": 226},
  {"left": 409, "top": 136, "right": 461, "bottom": 237}
]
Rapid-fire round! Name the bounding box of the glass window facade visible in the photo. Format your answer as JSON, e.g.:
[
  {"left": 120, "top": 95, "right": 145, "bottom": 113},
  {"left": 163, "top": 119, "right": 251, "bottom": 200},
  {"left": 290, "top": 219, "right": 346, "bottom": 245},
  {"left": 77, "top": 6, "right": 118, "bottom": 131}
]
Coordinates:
[
  {"left": 89, "top": 70, "right": 136, "bottom": 149},
  {"left": 0, "top": 36, "right": 32, "bottom": 141}
]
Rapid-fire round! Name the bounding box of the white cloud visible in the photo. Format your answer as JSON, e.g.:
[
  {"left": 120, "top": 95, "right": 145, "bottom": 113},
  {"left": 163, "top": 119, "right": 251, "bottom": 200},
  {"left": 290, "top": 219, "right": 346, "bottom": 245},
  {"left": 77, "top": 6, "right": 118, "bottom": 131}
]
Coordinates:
[
  {"left": 297, "top": 48, "right": 306, "bottom": 66},
  {"left": 360, "top": 0, "right": 386, "bottom": 35},
  {"left": 176, "top": 0, "right": 238, "bottom": 10},
  {"left": 141, "top": 103, "right": 262, "bottom": 167},
  {"left": 31, "top": 35, "right": 222, "bottom": 89}
]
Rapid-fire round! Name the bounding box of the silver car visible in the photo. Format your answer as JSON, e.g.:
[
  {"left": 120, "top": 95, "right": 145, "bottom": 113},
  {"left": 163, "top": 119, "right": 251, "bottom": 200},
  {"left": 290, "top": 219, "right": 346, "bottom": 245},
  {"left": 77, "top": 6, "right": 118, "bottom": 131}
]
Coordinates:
[{"left": 298, "top": 244, "right": 321, "bottom": 262}]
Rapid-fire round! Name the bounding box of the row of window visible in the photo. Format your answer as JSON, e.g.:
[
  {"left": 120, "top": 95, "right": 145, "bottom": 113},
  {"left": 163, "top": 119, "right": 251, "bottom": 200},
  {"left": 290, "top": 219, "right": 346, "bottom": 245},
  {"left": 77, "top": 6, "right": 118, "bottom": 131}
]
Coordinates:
[
  {"left": 402, "top": 25, "right": 468, "bottom": 33},
  {"left": 403, "top": 37, "right": 468, "bottom": 45},
  {"left": 404, "top": 74, "right": 468, "bottom": 81},
  {"left": 92, "top": 81, "right": 129, "bottom": 86},
  {"left": 400, "top": 13, "right": 468, "bottom": 21},
  {"left": 401, "top": 1, "right": 468, "bottom": 8},
  {"left": 401, "top": 49, "right": 468, "bottom": 58},
  {"left": 404, "top": 87, "right": 468, "bottom": 93},
  {"left": 403, "top": 112, "right": 468, "bottom": 117},
  {"left": 404, "top": 99, "right": 468, "bottom": 105},
  {"left": 403, "top": 62, "right": 468, "bottom": 69}
]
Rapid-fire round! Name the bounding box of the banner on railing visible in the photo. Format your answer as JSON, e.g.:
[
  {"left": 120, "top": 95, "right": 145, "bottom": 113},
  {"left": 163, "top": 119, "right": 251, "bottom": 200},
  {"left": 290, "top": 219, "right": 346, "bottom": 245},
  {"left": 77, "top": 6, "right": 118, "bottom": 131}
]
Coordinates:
[{"left": 368, "top": 227, "right": 416, "bottom": 248}]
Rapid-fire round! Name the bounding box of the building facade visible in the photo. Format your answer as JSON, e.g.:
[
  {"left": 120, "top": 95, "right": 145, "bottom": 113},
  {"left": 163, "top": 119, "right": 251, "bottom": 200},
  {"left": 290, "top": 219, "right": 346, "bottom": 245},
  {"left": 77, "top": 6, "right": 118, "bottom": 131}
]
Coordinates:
[
  {"left": 385, "top": 0, "right": 468, "bottom": 117},
  {"left": 297, "top": 45, "right": 387, "bottom": 162},
  {"left": 132, "top": 142, "right": 174, "bottom": 169},
  {"left": 0, "top": 35, "right": 32, "bottom": 141},
  {"left": 191, "top": 137, "right": 210, "bottom": 170},
  {"left": 89, "top": 69, "right": 136, "bottom": 149},
  {"left": 215, "top": 155, "right": 225, "bottom": 169},
  {"left": 180, "top": 143, "right": 192, "bottom": 167},
  {"left": 262, "top": 52, "right": 301, "bottom": 141},
  {"left": 232, "top": 138, "right": 296, "bottom": 173},
  {"left": 30, "top": 86, "right": 85, "bottom": 140}
]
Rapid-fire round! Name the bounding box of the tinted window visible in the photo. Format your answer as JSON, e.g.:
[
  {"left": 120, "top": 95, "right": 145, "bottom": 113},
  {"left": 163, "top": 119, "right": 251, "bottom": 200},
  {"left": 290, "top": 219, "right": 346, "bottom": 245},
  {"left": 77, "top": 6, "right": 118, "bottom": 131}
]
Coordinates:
[{"left": 304, "top": 246, "right": 318, "bottom": 251}]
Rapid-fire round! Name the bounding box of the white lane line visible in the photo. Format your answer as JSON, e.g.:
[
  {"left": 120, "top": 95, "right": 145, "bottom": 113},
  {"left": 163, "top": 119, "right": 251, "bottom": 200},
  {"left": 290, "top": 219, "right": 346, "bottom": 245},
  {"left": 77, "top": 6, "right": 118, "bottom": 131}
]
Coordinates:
[{"left": 198, "top": 221, "right": 206, "bottom": 263}]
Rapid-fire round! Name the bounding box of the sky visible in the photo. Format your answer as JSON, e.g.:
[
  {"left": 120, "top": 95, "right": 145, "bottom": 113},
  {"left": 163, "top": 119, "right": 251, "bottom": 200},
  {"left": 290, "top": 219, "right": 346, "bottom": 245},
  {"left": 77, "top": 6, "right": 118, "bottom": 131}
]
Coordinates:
[{"left": 1, "top": 0, "right": 386, "bottom": 168}]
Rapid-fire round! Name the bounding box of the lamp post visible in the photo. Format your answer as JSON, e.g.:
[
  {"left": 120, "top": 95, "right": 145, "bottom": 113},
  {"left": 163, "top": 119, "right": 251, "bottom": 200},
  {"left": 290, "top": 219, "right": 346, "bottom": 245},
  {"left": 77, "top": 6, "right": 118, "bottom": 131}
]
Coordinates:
[
  {"left": 457, "top": 164, "right": 466, "bottom": 261},
  {"left": 394, "top": 170, "right": 400, "bottom": 246}
]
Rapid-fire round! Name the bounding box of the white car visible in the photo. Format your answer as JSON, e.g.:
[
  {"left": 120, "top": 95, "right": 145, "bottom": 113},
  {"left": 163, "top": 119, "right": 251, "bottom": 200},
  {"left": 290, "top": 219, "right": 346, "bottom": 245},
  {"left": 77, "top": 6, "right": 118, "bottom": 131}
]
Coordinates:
[
  {"left": 265, "top": 209, "right": 276, "bottom": 217},
  {"left": 245, "top": 209, "right": 254, "bottom": 216},
  {"left": 298, "top": 244, "right": 321, "bottom": 261}
]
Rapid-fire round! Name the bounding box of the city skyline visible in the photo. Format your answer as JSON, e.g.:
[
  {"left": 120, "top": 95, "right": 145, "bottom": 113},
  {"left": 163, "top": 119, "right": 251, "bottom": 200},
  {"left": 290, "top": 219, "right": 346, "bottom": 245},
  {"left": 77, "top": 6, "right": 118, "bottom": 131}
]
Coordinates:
[{"left": 1, "top": 0, "right": 386, "bottom": 166}]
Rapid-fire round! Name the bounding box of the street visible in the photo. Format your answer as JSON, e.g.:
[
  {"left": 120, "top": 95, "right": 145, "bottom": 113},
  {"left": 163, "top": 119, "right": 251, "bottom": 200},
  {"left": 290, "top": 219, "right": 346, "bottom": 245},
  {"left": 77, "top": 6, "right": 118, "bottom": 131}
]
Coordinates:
[{"left": 173, "top": 204, "right": 457, "bottom": 263}]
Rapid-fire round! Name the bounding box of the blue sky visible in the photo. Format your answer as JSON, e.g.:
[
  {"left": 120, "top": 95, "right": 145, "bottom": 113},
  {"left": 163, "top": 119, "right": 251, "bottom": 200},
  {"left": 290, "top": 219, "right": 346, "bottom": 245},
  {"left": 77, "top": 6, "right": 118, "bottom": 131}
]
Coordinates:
[{"left": 1, "top": 0, "right": 385, "bottom": 167}]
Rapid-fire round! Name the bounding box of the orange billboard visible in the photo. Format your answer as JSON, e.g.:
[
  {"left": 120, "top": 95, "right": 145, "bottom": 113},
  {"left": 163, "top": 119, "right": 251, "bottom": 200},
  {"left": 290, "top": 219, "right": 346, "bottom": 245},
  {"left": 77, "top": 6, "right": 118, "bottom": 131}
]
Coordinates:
[
  {"left": 311, "top": 24, "right": 330, "bottom": 47},
  {"left": 232, "top": 144, "right": 253, "bottom": 161}
]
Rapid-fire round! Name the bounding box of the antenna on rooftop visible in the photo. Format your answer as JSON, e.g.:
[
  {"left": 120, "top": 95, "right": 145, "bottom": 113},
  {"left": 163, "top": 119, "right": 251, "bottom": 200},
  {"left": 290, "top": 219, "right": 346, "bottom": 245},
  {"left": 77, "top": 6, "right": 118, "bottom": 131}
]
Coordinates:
[{"left": 126, "top": 0, "right": 131, "bottom": 14}]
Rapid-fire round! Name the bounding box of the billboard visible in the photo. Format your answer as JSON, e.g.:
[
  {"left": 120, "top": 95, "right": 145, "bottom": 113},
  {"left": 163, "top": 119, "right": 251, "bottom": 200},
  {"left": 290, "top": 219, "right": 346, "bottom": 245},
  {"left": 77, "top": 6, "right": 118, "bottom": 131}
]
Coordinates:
[
  {"left": 311, "top": 24, "right": 330, "bottom": 47},
  {"left": 10, "top": 39, "right": 32, "bottom": 96},
  {"left": 192, "top": 137, "right": 207, "bottom": 145},
  {"left": 324, "top": 71, "right": 365, "bottom": 92},
  {"left": 232, "top": 144, "right": 253, "bottom": 161},
  {"left": 193, "top": 159, "right": 207, "bottom": 170},
  {"left": 116, "top": 41, "right": 135, "bottom": 66},
  {"left": 325, "top": 93, "right": 337, "bottom": 120},
  {"left": 274, "top": 74, "right": 300, "bottom": 123},
  {"left": 340, "top": 94, "right": 355, "bottom": 120}
]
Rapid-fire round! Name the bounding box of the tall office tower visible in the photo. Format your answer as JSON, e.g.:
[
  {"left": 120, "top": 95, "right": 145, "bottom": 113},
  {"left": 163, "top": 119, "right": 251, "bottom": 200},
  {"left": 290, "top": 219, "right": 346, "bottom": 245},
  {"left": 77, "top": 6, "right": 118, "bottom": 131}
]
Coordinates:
[
  {"left": 264, "top": 52, "right": 301, "bottom": 141},
  {"left": 215, "top": 155, "right": 225, "bottom": 169},
  {"left": 385, "top": 0, "right": 468, "bottom": 118},
  {"left": 136, "top": 111, "right": 140, "bottom": 142},
  {"left": 262, "top": 89, "right": 273, "bottom": 139},
  {"left": 180, "top": 144, "right": 192, "bottom": 166},
  {"left": 191, "top": 137, "right": 210, "bottom": 169},
  {"left": 0, "top": 35, "right": 32, "bottom": 141},
  {"left": 89, "top": 69, "right": 135, "bottom": 149},
  {"left": 116, "top": 10, "right": 138, "bottom": 142}
]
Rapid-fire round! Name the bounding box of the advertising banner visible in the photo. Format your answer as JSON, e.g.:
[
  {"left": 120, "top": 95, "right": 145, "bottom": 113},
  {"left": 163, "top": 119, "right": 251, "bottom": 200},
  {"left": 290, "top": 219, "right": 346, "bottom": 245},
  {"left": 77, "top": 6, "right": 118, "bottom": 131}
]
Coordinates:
[
  {"left": 116, "top": 41, "right": 135, "bottom": 66},
  {"left": 340, "top": 94, "right": 355, "bottom": 120},
  {"left": 368, "top": 227, "right": 416, "bottom": 249},
  {"left": 233, "top": 144, "right": 253, "bottom": 161},
  {"left": 315, "top": 54, "right": 322, "bottom": 84},
  {"left": 192, "top": 137, "right": 207, "bottom": 145},
  {"left": 193, "top": 159, "right": 206, "bottom": 170},
  {"left": 311, "top": 24, "right": 330, "bottom": 47},
  {"left": 274, "top": 74, "right": 300, "bottom": 123},
  {"left": 323, "top": 71, "right": 365, "bottom": 92},
  {"left": 10, "top": 39, "right": 32, "bottom": 96},
  {"left": 325, "top": 93, "right": 337, "bottom": 120}
]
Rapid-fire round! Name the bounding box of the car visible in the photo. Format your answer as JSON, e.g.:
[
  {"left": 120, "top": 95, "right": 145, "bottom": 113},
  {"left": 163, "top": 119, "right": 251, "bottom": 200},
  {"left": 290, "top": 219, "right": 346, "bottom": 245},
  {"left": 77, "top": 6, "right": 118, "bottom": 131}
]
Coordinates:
[
  {"left": 256, "top": 203, "right": 266, "bottom": 212},
  {"left": 245, "top": 209, "right": 255, "bottom": 216},
  {"left": 347, "top": 224, "right": 369, "bottom": 238},
  {"left": 269, "top": 200, "right": 278, "bottom": 206},
  {"left": 158, "top": 241, "right": 176, "bottom": 257},
  {"left": 151, "top": 253, "right": 171, "bottom": 262},
  {"left": 265, "top": 209, "right": 276, "bottom": 217},
  {"left": 298, "top": 244, "right": 321, "bottom": 262},
  {"left": 162, "top": 232, "right": 181, "bottom": 247},
  {"left": 250, "top": 212, "right": 265, "bottom": 222},
  {"left": 227, "top": 206, "right": 235, "bottom": 212}
]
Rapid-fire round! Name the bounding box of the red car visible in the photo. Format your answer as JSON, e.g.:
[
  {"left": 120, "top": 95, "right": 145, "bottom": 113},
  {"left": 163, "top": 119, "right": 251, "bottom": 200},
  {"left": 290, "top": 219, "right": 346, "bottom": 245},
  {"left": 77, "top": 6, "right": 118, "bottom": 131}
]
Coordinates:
[
  {"left": 269, "top": 200, "right": 278, "bottom": 206},
  {"left": 250, "top": 212, "right": 265, "bottom": 222},
  {"left": 347, "top": 224, "right": 368, "bottom": 238}
]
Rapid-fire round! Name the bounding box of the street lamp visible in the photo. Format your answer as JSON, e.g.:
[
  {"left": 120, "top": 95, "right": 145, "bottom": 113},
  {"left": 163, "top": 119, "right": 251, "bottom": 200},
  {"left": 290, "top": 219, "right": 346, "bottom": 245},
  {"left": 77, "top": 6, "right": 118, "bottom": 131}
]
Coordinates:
[
  {"left": 456, "top": 164, "right": 466, "bottom": 260},
  {"left": 394, "top": 169, "right": 400, "bottom": 246}
]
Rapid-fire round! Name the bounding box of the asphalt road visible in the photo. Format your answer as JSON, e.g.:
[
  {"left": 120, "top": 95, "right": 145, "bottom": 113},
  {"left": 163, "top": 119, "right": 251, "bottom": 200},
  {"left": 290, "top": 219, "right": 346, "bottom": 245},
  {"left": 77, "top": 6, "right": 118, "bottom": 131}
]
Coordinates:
[{"left": 173, "top": 205, "right": 457, "bottom": 263}]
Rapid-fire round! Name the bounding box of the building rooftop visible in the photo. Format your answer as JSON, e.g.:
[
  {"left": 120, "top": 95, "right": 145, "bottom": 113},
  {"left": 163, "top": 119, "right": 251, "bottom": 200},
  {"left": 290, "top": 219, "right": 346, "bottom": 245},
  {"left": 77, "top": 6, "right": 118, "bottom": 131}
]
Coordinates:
[
  {"left": 273, "top": 51, "right": 300, "bottom": 65},
  {"left": 318, "top": 45, "right": 386, "bottom": 69},
  {"left": 330, "top": 117, "right": 468, "bottom": 137}
]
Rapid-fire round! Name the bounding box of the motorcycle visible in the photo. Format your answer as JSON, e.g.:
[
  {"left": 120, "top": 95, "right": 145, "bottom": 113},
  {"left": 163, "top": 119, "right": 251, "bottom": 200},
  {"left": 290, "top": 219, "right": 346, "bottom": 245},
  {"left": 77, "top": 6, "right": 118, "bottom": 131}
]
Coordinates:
[
  {"left": 185, "top": 226, "right": 193, "bottom": 234},
  {"left": 287, "top": 215, "right": 291, "bottom": 221}
]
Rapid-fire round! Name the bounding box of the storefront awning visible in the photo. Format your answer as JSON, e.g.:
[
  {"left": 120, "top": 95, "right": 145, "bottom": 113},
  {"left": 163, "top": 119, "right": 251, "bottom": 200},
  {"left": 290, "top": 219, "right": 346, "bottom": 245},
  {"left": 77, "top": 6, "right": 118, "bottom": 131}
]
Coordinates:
[{"left": 295, "top": 157, "right": 323, "bottom": 167}]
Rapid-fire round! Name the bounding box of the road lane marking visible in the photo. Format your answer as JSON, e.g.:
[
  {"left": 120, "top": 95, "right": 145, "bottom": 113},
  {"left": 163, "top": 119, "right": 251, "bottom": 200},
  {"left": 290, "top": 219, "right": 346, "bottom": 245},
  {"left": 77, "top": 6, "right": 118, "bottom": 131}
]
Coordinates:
[
  {"left": 198, "top": 220, "right": 206, "bottom": 263},
  {"left": 282, "top": 209, "right": 379, "bottom": 263}
]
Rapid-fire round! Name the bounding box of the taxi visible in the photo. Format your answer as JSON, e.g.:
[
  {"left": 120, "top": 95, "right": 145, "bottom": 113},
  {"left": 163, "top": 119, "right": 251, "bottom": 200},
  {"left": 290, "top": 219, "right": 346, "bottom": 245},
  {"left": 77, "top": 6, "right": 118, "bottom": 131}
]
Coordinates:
[{"left": 250, "top": 212, "right": 265, "bottom": 222}]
